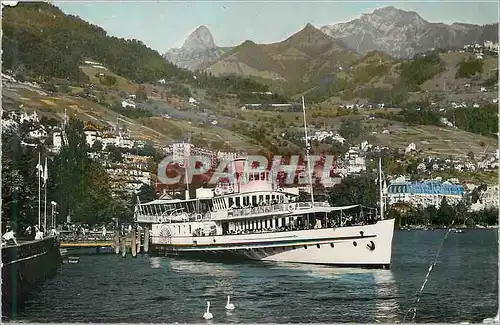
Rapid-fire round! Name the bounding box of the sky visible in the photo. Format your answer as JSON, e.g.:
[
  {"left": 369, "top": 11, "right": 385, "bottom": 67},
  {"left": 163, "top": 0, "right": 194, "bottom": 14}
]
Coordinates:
[{"left": 54, "top": 1, "right": 499, "bottom": 54}]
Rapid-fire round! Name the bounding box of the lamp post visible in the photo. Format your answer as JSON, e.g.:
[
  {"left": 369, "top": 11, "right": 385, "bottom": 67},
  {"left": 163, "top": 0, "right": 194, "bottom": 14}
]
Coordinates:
[{"left": 51, "top": 201, "right": 57, "bottom": 230}]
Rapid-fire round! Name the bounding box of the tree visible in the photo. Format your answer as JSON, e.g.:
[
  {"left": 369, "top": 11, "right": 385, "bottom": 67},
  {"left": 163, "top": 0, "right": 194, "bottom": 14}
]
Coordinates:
[
  {"left": 328, "top": 173, "right": 377, "bottom": 207},
  {"left": 137, "top": 183, "right": 155, "bottom": 203},
  {"left": 51, "top": 118, "right": 121, "bottom": 226},
  {"left": 135, "top": 85, "right": 148, "bottom": 101},
  {"left": 437, "top": 197, "right": 454, "bottom": 226},
  {"left": 52, "top": 118, "right": 89, "bottom": 224},
  {"left": 106, "top": 144, "right": 123, "bottom": 163},
  {"left": 339, "top": 118, "right": 362, "bottom": 142},
  {"left": 91, "top": 140, "right": 103, "bottom": 152}
]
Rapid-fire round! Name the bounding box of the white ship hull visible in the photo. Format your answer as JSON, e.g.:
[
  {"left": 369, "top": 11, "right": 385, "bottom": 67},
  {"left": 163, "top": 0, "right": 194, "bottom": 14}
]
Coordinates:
[{"left": 150, "top": 218, "right": 395, "bottom": 268}]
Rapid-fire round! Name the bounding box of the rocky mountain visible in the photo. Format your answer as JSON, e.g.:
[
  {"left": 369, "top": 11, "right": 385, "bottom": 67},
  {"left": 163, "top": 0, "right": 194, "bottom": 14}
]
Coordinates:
[
  {"left": 163, "top": 25, "right": 232, "bottom": 71},
  {"left": 205, "top": 23, "right": 359, "bottom": 95},
  {"left": 320, "top": 6, "right": 498, "bottom": 59}
]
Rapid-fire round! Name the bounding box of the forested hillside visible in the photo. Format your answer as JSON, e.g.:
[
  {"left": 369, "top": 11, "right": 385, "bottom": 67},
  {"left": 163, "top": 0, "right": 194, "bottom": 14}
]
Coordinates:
[
  {"left": 2, "top": 1, "right": 275, "bottom": 98},
  {"left": 2, "top": 2, "right": 190, "bottom": 83}
]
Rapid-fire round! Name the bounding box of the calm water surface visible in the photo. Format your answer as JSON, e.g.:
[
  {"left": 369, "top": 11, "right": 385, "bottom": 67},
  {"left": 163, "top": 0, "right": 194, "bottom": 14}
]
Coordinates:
[{"left": 10, "top": 229, "right": 499, "bottom": 323}]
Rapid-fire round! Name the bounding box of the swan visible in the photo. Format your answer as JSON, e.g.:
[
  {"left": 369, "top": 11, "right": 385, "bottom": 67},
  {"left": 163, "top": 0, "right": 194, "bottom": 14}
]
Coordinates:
[
  {"left": 225, "top": 295, "right": 235, "bottom": 310},
  {"left": 203, "top": 301, "right": 213, "bottom": 320}
]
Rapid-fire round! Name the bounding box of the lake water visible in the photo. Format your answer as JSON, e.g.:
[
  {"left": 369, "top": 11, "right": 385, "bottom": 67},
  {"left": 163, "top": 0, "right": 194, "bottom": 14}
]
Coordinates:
[{"left": 8, "top": 229, "right": 499, "bottom": 323}]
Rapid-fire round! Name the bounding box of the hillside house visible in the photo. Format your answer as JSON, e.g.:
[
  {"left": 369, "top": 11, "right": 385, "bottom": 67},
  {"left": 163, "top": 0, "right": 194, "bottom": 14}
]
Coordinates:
[
  {"left": 83, "top": 122, "right": 101, "bottom": 147},
  {"left": 115, "top": 133, "right": 134, "bottom": 149},
  {"left": 405, "top": 143, "right": 416, "bottom": 154},
  {"left": 20, "top": 111, "right": 40, "bottom": 124},
  {"left": 122, "top": 100, "right": 136, "bottom": 109}
]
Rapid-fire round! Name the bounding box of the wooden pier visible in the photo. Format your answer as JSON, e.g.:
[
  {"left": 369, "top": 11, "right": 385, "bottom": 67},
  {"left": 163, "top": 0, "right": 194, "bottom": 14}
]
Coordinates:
[{"left": 59, "top": 227, "right": 150, "bottom": 257}]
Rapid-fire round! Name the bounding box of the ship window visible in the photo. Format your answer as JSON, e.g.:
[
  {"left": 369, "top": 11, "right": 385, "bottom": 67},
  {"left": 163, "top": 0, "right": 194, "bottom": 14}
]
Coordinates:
[
  {"left": 265, "top": 195, "right": 270, "bottom": 202},
  {"left": 252, "top": 196, "right": 257, "bottom": 206},
  {"left": 353, "top": 241, "right": 357, "bottom": 247},
  {"left": 330, "top": 243, "right": 334, "bottom": 248},
  {"left": 249, "top": 174, "right": 254, "bottom": 181},
  {"left": 261, "top": 172, "right": 265, "bottom": 180},
  {"left": 316, "top": 244, "right": 320, "bottom": 248},
  {"left": 254, "top": 173, "right": 260, "bottom": 180},
  {"left": 229, "top": 197, "right": 234, "bottom": 207},
  {"left": 189, "top": 225, "right": 192, "bottom": 233},
  {"left": 235, "top": 197, "right": 241, "bottom": 206},
  {"left": 259, "top": 195, "right": 263, "bottom": 202},
  {"left": 304, "top": 245, "right": 308, "bottom": 249}
]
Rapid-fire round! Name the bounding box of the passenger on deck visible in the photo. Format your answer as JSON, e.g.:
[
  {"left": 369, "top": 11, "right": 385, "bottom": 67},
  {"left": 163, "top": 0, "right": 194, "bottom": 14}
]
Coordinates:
[
  {"left": 2, "top": 226, "right": 18, "bottom": 246},
  {"left": 48, "top": 227, "right": 58, "bottom": 236},
  {"left": 25, "top": 225, "right": 33, "bottom": 238},
  {"left": 34, "top": 226, "right": 44, "bottom": 240}
]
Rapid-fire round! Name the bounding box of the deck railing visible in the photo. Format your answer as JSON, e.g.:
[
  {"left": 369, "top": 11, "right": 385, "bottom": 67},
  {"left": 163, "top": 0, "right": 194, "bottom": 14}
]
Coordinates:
[
  {"left": 230, "top": 203, "right": 289, "bottom": 218},
  {"left": 136, "top": 201, "right": 333, "bottom": 223}
]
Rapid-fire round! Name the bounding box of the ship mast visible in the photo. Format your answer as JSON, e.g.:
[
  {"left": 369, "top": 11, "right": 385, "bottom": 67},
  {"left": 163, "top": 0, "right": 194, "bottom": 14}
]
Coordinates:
[
  {"left": 184, "top": 139, "right": 190, "bottom": 200},
  {"left": 302, "top": 96, "right": 314, "bottom": 204},
  {"left": 378, "top": 155, "right": 385, "bottom": 220}
]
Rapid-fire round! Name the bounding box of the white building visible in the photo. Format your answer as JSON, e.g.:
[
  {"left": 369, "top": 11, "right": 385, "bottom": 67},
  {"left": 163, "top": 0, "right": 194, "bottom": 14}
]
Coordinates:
[
  {"left": 171, "top": 143, "right": 193, "bottom": 165},
  {"left": 217, "top": 151, "right": 238, "bottom": 162},
  {"left": 122, "top": 100, "right": 136, "bottom": 109},
  {"left": 115, "top": 133, "right": 134, "bottom": 149},
  {"left": 405, "top": 142, "right": 416, "bottom": 154},
  {"left": 470, "top": 185, "right": 499, "bottom": 211},
  {"left": 20, "top": 111, "right": 39, "bottom": 124},
  {"left": 360, "top": 140, "right": 372, "bottom": 151},
  {"left": 28, "top": 126, "right": 47, "bottom": 138},
  {"left": 101, "top": 134, "right": 117, "bottom": 149},
  {"left": 53, "top": 131, "right": 63, "bottom": 151},
  {"left": 2, "top": 119, "right": 18, "bottom": 132},
  {"left": 83, "top": 122, "right": 101, "bottom": 147},
  {"left": 343, "top": 148, "right": 366, "bottom": 174}
]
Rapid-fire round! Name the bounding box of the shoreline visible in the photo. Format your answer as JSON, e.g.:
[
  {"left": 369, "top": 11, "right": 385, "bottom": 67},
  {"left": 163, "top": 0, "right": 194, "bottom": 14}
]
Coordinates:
[{"left": 397, "top": 225, "right": 498, "bottom": 230}]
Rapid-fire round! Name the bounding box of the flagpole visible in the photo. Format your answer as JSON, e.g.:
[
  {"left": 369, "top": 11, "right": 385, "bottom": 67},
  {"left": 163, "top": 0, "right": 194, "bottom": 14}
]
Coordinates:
[
  {"left": 44, "top": 156, "right": 48, "bottom": 233},
  {"left": 302, "top": 96, "right": 314, "bottom": 205},
  {"left": 38, "top": 151, "right": 41, "bottom": 229}
]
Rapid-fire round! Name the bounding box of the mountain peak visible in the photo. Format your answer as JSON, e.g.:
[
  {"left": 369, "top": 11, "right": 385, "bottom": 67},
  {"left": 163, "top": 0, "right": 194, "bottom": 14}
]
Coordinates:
[
  {"left": 293, "top": 23, "right": 323, "bottom": 37},
  {"left": 373, "top": 6, "right": 400, "bottom": 14},
  {"left": 320, "top": 5, "right": 496, "bottom": 59},
  {"left": 181, "top": 25, "right": 216, "bottom": 51},
  {"left": 370, "top": 6, "right": 427, "bottom": 24}
]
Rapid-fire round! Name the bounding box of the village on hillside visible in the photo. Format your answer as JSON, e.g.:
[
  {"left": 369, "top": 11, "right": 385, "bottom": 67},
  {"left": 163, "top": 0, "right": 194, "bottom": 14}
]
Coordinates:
[{"left": 2, "top": 103, "right": 498, "bottom": 216}]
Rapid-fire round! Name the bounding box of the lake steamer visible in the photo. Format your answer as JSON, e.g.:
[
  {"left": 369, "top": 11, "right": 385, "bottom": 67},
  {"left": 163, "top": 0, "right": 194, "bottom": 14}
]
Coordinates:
[{"left": 136, "top": 158, "right": 395, "bottom": 268}]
